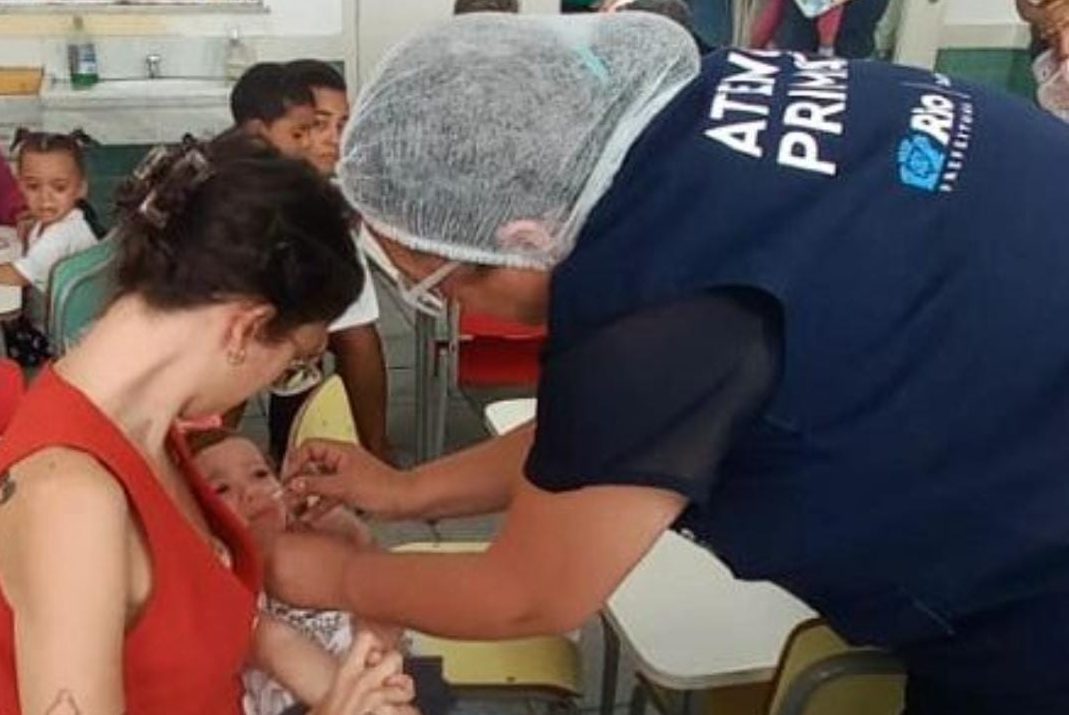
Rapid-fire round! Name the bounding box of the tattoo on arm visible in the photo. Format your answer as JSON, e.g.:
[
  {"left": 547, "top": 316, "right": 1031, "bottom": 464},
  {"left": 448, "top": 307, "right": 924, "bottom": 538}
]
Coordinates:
[
  {"left": 44, "top": 690, "right": 82, "bottom": 715},
  {"left": 0, "top": 472, "right": 14, "bottom": 506}
]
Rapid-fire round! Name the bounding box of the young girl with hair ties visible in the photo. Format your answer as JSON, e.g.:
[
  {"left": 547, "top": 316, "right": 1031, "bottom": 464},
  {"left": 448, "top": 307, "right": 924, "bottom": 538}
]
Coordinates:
[{"left": 0, "top": 130, "right": 104, "bottom": 366}]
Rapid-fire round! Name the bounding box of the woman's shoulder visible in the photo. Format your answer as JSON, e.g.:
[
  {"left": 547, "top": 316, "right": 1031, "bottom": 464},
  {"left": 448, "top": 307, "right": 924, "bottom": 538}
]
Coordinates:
[
  {"left": 4, "top": 447, "right": 127, "bottom": 518},
  {"left": 0, "top": 447, "right": 133, "bottom": 615}
]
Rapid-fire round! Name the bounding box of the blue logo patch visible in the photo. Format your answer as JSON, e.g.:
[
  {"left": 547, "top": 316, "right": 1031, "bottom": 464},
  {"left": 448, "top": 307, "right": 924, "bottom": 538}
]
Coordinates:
[{"left": 897, "top": 134, "right": 946, "bottom": 192}]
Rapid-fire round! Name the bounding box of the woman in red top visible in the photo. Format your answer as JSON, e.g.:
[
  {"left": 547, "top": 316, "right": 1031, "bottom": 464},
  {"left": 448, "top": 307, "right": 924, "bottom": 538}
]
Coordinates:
[
  {"left": 0, "top": 152, "right": 26, "bottom": 227},
  {"left": 0, "top": 135, "right": 407, "bottom": 715}
]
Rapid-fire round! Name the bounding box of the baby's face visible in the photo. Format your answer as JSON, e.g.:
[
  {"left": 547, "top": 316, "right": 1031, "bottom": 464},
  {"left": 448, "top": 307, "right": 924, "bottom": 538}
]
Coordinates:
[{"left": 195, "top": 436, "right": 288, "bottom": 535}]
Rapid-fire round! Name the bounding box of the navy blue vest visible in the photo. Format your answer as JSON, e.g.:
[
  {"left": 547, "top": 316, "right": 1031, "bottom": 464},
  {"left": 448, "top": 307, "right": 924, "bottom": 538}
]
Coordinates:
[{"left": 548, "top": 50, "right": 1069, "bottom": 647}]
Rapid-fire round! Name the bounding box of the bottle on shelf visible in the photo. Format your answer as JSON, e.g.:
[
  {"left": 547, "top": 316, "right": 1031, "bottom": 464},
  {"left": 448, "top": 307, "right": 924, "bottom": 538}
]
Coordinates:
[
  {"left": 224, "top": 27, "right": 256, "bottom": 83},
  {"left": 67, "top": 15, "right": 99, "bottom": 90}
]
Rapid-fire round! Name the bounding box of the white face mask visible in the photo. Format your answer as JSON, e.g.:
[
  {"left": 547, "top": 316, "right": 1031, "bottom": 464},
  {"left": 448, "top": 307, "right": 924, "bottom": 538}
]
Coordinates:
[{"left": 362, "top": 229, "right": 460, "bottom": 319}]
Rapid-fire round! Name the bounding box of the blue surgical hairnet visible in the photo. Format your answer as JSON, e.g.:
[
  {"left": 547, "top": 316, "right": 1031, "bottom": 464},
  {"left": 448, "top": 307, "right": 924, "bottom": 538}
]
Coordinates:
[{"left": 339, "top": 12, "right": 700, "bottom": 269}]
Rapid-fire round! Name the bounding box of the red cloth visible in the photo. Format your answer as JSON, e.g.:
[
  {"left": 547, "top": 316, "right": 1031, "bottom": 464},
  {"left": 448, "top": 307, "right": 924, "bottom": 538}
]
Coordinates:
[
  {"left": 0, "top": 155, "right": 25, "bottom": 227},
  {"left": 0, "top": 367, "right": 260, "bottom": 715},
  {"left": 0, "top": 359, "right": 23, "bottom": 435}
]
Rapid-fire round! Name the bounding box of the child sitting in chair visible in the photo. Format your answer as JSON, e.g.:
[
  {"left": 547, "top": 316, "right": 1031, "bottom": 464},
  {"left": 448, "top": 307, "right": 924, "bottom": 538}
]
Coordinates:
[
  {"left": 0, "top": 129, "right": 103, "bottom": 366},
  {"left": 190, "top": 429, "right": 450, "bottom": 715}
]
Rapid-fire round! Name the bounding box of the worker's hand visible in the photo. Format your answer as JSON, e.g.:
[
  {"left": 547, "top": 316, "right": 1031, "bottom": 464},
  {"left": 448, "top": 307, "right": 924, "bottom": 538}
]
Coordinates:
[
  {"left": 310, "top": 631, "right": 415, "bottom": 715},
  {"left": 283, "top": 439, "right": 413, "bottom": 521},
  {"left": 1053, "top": 27, "right": 1069, "bottom": 59},
  {"left": 1019, "top": 0, "right": 1069, "bottom": 59}
]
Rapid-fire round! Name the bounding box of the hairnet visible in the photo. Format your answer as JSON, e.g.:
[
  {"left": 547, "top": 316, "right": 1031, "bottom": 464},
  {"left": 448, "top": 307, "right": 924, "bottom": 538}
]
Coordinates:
[{"left": 339, "top": 13, "right": 700, "bottom": 269}]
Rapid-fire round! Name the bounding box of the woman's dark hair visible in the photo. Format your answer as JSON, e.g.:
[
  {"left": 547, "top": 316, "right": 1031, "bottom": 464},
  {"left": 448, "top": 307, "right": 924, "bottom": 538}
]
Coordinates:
[{"left": 114, "top": 133, "right": 362, "bottom": 340}]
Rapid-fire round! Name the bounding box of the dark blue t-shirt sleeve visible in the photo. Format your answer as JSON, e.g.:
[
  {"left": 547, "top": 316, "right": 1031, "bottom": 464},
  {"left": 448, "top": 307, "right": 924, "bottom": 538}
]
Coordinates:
[{"left": 525, "top": 289, "right": 782, "bottom": 506}]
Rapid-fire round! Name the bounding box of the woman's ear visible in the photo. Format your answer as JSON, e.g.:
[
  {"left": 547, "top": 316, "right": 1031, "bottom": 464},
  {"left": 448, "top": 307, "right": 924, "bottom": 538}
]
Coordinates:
[
  {"left": 496, "top": 220, "right": 557, "bottom": 261},
  {"left": 225, "top": 302, "right": 278, "bottom": 356}
]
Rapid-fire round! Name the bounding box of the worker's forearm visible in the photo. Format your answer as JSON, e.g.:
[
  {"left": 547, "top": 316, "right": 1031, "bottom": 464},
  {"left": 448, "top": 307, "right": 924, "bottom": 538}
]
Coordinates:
[
  {"left": 338, "top": 549, "right": 569, "bottom": 640},
  {"left": 401, "top": 424, "right": 534, "bottom": 520}
]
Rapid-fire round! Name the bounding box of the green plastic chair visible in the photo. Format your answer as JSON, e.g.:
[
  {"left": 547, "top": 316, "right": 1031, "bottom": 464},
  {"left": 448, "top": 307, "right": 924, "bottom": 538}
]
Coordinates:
[{"left": 45, "top": 236, "right": 118, "bottom": 355}]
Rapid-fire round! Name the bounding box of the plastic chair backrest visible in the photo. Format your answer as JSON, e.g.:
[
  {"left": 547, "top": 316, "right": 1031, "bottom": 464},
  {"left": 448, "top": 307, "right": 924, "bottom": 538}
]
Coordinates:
[
  {"left": 455, "top": 311, "right": 546, "bottom": 387},
  {"left": 766, "top": 620, "right": 905, "bottom": 715},
  {"left": 0, "top": 358, "right": 23, "bottom": 435},
  {"left": 393, "top": 541, "right": 582, "bottom": 698},
  {"left": 45, "top": 236, "right": 118, "bottom": 354},
  {"left": 287, "top": 374, "right": 359, "bottom": 452}
]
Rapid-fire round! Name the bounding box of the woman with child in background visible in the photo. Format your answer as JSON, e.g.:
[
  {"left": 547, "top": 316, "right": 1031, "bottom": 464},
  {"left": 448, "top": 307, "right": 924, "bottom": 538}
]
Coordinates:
[
  {"left": 0, "top": 133, "right": 414, "bottom": 715},
  {"left": 0, "top": 151, "right": 25, "bottom": 229}
]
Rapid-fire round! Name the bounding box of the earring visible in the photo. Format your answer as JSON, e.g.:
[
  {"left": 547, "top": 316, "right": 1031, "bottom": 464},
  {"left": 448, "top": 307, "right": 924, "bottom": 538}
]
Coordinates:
[{"left": 226, "top": 347, "right": 246, "bottom": 367}]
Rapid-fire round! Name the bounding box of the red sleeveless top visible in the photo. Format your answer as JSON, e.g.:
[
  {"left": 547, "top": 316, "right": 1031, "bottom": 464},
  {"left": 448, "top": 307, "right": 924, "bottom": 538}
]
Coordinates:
[{"left": 0, "top": 367, "right": 261, "bottom": 714}]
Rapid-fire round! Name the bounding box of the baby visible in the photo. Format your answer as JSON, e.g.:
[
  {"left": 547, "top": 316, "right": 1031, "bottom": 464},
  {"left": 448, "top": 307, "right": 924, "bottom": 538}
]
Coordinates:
[
  {"left": 0, "top": 130, "right": 102, "bottom": 366},
  {"left": 191, "top": 430, "right": 456, "bottom": 715},
  {"left": 190, "top": 428, "right": 379, "bottom": 715}
]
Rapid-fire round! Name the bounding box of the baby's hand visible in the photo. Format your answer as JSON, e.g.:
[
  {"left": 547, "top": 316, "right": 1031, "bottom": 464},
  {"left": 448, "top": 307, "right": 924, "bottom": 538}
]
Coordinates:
[
  {"left": 310, "top": 632, "right": 415, "bottom": 715},
  {"left": 356, "top": 620, "right": 407, "bottom": 653}
]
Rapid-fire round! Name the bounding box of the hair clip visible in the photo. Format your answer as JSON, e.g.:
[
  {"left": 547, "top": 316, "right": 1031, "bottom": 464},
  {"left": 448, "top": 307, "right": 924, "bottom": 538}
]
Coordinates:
[
  {"left": 173, "top": 147, "right": 213, "bottom": 188},
  {"left": 131, "top": 145, "right": 172, "bottom": 184},
  {"left": 137, "top": 189, "right": 169, "bottom": 230},
  {"left": 135, "top": 146, "right": 214, "bottom": 231}
]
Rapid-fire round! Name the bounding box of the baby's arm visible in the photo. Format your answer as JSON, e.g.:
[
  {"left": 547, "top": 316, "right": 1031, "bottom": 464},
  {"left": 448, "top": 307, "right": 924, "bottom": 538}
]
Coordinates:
[
  {"left": 251, "top": 614, "right": 338, "bottom": 706},
  {"left": 0, "top": 263, "right": 29, "bottom": 287},
  {"left": 252, "top": 620, "right": 418, "bottom": 715}
]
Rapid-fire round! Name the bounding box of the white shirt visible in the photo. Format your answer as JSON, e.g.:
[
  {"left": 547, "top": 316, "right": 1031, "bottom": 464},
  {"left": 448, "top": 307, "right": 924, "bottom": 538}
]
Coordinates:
[
  {"left": 13, "top": 208, "right": 98, "bottom": 328},
  {"left": 328, "top": 229, "right": 380, "bottom": 332},
  {"left": 14, "top": 208, "right": 97, "bottom": 294}
]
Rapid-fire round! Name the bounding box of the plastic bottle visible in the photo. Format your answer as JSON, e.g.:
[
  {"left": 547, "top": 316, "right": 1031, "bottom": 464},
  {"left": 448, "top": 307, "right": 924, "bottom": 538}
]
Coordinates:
[
  {"left": 224, "top": 28, "right": 256, "bottom": 83},
  {"left": 67, "top": 15, "right": 99, "bottom": 90}
]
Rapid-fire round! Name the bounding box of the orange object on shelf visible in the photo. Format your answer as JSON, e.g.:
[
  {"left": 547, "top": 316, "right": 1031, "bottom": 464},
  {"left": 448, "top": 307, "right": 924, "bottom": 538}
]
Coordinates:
[{"left": 0, "top": 67, "right": 43, "bottom": 96}]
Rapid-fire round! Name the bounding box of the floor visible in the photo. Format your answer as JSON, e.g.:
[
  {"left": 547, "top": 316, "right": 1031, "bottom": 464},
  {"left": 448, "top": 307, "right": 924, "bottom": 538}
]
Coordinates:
[{"left": 237, "top": 274, "right": 645, "bottom": 715}]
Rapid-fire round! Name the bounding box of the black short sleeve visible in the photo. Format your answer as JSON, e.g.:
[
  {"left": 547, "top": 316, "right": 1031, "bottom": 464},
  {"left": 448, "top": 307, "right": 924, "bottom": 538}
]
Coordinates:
[{"left": 525, "top": 288, "right": 782, "bottom": 506}]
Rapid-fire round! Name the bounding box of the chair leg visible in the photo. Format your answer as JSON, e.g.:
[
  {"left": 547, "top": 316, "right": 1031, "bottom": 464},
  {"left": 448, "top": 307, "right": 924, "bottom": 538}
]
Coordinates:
[
  {"left": 413, "top": 311, "right": 435, "bottom": 462},
  {"left": 600, "top": 615, "right": 621, "bottom": 715},
  {"left": 679, "top": 690, "right": 696, "bottom": 715},
  {"left": 629, "top": 682, "right": 648, "bottom": 715}
]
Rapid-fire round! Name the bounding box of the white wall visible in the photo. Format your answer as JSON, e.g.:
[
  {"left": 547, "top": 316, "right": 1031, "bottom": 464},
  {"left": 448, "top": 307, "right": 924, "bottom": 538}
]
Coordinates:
[
  {"left": 354, "top": 0, "right": 557, "bottom": 86},
  {"left": 0, "top": 0, "right": 345, "bottom": 79},
  {"left": 946, "top": 0, "right": 1019, "bottom": 26},
  {"left": 941, "top": 0, "right": 1029, "bottom": 48}
]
